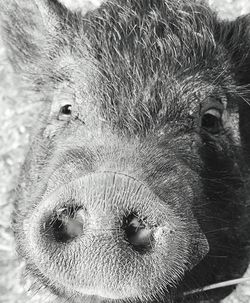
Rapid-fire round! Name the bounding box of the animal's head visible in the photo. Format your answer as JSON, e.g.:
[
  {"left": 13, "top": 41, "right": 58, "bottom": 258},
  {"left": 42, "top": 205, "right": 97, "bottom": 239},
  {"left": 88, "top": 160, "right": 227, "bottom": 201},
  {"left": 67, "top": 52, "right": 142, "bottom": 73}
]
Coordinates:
[{"left": 1, "top": 0, "right": 250, "bottom": 302}]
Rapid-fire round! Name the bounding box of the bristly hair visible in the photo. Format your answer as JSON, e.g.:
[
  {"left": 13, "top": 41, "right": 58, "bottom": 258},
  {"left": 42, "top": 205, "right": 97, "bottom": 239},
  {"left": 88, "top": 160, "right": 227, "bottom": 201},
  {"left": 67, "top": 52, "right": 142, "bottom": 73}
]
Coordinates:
[
  {"left": 80, "top": 0, "right": 234, "bottom": 133},
  {"left": 0, "top": 0, "right": 246, "bottom": 135}
]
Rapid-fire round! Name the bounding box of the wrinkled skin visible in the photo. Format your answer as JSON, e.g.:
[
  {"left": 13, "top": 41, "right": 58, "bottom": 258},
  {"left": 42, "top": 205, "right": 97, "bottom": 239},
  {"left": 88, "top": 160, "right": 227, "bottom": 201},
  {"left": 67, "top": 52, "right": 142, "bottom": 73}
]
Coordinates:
[{"left": 1, "top": 0, "right": 250, "bottom": 302}]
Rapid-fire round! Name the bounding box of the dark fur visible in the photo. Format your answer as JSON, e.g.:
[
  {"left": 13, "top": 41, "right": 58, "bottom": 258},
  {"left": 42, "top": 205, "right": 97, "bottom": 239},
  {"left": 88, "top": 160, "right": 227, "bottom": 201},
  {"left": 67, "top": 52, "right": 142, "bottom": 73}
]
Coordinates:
[{"left": 1, "top": 0, "right": 250, "bottom": 302}]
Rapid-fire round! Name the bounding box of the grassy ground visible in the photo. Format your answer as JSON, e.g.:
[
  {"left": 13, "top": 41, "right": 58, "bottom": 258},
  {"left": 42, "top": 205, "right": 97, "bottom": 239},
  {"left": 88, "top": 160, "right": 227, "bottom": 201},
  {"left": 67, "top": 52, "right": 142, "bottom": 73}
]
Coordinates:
[{"left": 0, "top": 1, "right": 250, "bottom": 303}]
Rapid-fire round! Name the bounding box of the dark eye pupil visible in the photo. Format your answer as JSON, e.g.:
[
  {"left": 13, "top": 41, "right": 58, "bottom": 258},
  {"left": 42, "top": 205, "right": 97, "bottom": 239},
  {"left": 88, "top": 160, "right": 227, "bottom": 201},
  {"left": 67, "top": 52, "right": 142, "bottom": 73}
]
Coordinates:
[
  {"left": 60, "top": 104, "right": 72, "bottom": 115},
  {"left": 201, "top": 113, "right": 220, "bottom": 132}
]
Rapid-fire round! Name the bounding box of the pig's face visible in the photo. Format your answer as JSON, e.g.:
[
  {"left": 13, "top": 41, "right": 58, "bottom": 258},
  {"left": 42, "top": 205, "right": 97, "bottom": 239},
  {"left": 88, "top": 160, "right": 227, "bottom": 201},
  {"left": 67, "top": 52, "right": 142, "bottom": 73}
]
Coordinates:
[{"left": 2, "top": 0, "right": 250, "bottom": 302}]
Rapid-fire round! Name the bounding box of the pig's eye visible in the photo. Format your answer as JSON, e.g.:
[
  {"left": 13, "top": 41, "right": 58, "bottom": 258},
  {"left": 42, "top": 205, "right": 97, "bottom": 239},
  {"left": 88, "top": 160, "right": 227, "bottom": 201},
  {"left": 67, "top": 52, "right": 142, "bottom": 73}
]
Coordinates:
[
  {"left": 201, "top": 108, "right": 222, "bottom": 134},
  {"left": 58, "top": 104, "right": 72, "bottom": 121}
]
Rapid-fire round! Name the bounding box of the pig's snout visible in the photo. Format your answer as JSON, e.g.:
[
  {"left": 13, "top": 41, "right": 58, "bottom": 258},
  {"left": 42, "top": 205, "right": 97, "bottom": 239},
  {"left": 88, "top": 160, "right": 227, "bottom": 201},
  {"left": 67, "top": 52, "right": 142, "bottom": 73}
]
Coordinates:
[
  {"left": 24, "top": 172, "right": 204, "bottom": 300},
  {"left": 43, "top": 204, "right": 154, "bottom": 253},
  {"left": 43, "top": 205, "right": 87, "bottom": 244}
]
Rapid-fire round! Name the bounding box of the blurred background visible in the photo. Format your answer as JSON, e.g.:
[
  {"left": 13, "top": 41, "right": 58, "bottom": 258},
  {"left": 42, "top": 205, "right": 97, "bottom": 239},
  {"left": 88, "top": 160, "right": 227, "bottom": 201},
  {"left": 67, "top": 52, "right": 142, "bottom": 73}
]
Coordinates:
[{"left": 1, "top": 0, "right": 250, "bottom": 302}]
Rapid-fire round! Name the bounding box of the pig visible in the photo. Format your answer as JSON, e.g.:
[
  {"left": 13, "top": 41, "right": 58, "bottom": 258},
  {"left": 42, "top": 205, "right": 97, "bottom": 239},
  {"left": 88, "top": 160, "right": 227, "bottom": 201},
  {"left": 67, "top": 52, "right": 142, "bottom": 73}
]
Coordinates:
[{"left": 1, "top": 0, "right": 250, "bottom": 302}]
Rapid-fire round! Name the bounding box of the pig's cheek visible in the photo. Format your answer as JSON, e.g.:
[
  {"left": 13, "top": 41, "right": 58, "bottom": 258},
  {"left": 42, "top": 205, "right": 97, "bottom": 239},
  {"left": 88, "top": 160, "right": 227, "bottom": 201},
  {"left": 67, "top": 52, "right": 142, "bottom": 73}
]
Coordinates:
[
  {"left": 43, "top": 124, "right": 57, "bottom": 139},
  {"left": 43, "top": 120, "right": 69, "bottom": 139}
]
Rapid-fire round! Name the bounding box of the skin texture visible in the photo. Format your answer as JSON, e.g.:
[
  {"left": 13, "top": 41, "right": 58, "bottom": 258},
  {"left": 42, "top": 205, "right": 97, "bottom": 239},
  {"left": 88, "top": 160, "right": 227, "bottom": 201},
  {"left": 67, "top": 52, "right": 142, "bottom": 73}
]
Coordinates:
[{"left": 1, "top": 0, "right": 250, "bottom": 302}]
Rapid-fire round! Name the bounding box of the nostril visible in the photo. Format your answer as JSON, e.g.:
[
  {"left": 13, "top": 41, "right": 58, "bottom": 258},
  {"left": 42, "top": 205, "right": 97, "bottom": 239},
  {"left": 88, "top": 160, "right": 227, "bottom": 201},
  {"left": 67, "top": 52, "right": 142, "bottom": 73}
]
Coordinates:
[
  {"left": 42, "top": 205, "right": 85, "bottom": 243},
  {"left": 123, "top": 213, "right": 155, "bottom": 254}
]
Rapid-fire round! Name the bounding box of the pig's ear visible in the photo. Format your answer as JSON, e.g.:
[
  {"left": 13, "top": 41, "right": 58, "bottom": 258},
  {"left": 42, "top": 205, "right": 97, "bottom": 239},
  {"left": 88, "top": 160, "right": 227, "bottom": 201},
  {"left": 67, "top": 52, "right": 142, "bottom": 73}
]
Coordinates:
[
  {"left": 0, "top": 0, "right": 67, "bottom": 72},
  {"left": 223, "top": 14, "right": 250, "bottom": 85},
  {"left": 221, "top": 15, "right": 250, "bottom": 163}
]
